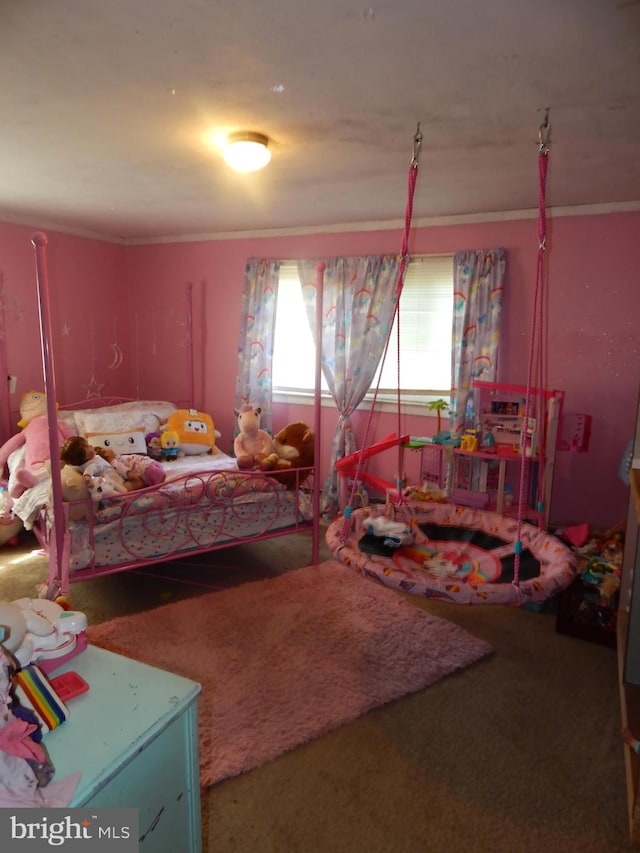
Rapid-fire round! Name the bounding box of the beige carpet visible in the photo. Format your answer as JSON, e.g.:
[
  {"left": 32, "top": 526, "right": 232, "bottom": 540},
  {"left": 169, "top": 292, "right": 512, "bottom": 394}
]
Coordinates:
[
  {"left": 87, "top": 559, "right": 493, "bottom": 787},
  {"left": 0, "top": 531, "right": 631, "bottom": 852}
]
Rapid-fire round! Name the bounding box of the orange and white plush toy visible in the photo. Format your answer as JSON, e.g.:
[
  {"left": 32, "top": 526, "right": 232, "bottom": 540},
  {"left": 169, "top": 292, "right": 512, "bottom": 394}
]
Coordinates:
[
  {"left": 165, "top": 408, "right": 217, "bottom": 455},
  {"left": 0, "top": 391, "right": 74, "bottom": 498}
]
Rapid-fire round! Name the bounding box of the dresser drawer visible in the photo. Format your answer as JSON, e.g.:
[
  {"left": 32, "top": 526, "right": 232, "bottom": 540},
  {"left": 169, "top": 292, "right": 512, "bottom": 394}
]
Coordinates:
[{"left": 79, "top": 710, "right": 200, "bottom": 852}]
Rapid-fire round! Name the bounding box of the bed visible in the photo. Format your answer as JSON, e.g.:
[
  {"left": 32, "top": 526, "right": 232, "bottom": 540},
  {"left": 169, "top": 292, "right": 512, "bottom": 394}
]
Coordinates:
[{"left": 2, "top": 233, "right": 322, "bottom": 597}]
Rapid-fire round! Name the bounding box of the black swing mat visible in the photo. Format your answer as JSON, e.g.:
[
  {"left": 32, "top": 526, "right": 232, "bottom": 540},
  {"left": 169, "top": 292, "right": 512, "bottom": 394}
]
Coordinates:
[{"left": 358, "top": 522, "right": 540, "bottom": 584}]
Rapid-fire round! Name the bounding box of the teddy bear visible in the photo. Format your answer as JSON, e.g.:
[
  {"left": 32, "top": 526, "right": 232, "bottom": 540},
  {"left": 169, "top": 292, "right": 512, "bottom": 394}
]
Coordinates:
[
  {"left": 59, "top": 464, "right": 93, "bottom": 520},
  {"left": 0, "top": 391, "right": 75, "bottom": 499},
  {"left": 233, "top": 404, "right": 274, "bottom": 469},
  {"left": 260, "top": 422, "right": 314, "bottom": 488}
]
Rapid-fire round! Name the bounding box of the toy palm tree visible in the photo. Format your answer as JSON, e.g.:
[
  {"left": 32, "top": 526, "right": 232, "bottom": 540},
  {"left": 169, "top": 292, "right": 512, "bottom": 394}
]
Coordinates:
[{"left": 427, "top": 398, "right": 449, "bottom": 434}]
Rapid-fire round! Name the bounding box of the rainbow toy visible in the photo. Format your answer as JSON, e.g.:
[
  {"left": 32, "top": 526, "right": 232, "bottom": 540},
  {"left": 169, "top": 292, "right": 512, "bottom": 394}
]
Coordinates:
[{"left": 12, "top": 664, "right": 69, "bottom": 732}]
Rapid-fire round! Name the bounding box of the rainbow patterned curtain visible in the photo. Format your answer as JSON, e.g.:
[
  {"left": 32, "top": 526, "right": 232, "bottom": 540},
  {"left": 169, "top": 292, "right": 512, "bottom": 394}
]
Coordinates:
[
  {"left": 234, "top": 259, "right": 280, "bottom": 439},
  {"left": 450, "top": 249, "right": 505, "bottom": 435}
]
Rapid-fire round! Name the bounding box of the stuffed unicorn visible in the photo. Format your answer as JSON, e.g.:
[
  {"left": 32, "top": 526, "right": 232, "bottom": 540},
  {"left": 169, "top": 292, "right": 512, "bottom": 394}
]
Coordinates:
[{"left": 233, "top": 404, "right": 273, "bottom": 469}]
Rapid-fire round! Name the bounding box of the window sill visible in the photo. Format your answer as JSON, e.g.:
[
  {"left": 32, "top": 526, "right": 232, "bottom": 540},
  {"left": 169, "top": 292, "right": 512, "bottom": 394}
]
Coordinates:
[{"left": 273, "top": 390, "right": 450, "bottom": 418}]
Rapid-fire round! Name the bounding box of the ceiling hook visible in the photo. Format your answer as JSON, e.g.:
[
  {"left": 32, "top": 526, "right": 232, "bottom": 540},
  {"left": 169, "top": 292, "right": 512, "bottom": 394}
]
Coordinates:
[
  {"left": 538, "top": 108, "right": 551, "bottom": 151},
  {"left": 412, "top": 123, "right": 423, "bottom": 167}
]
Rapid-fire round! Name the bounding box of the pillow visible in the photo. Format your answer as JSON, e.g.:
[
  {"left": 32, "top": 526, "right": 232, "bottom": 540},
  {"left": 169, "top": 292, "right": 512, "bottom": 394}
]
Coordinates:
[
  {"left": 84, "top": 426, "right": 148, "bottom": 455},
  {"left": 102, "top": 400, "right": 177, "bottom": 424},
  {"left": 58, "top": 410, "right": 78, "bottom": 432},
  {"left": 74, "top": 401, "right": 176, "bottom": 439}
]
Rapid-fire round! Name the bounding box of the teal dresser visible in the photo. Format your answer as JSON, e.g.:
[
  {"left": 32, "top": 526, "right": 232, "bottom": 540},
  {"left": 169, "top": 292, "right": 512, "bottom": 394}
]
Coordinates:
[{"left": 44, "top": 645, "right": 202, "bottom": 852}]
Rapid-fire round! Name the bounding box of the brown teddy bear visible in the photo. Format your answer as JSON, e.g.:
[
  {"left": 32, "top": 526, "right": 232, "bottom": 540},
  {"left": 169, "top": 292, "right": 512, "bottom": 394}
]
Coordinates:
[{"left": 260, "top": 422, "right": 314, "bottom": 489}]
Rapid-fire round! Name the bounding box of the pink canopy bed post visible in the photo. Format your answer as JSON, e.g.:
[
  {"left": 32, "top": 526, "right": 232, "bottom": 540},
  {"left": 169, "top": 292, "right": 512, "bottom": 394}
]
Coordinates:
[
  {"left": 312, "top": 261, "right": 324, "bottom": 565},
  {"left": 0, "top": 274, "right": 11, "bottom": 444},
  {"left": 32, "top": 231, "right": 68, "bottom": 590},
  {"left": 185, "top": 281, "right": 195, "bottom": 409}
]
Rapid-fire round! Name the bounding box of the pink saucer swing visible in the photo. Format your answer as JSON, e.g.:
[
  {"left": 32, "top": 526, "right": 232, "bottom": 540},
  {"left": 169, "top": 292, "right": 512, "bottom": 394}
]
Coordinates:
[
  {"left": 327, "top": 501, "right": 577, "bottom": 606},
  {"left": 327, "top": 114, "right": 578, "bottom": 607}
]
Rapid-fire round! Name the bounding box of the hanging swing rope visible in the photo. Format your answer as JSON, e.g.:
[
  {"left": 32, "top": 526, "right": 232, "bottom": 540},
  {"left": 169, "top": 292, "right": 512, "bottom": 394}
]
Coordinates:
[
  {"left": 338, "top": 124, "right": 423, "bottom": 544},
  {"left": 513, "top": 109, "right": 551, "bottom": 585}
]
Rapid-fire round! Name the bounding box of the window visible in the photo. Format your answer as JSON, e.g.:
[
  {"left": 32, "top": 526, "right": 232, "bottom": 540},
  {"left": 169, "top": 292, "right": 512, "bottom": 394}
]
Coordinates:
[{"left": 272, "top": 256, "right": 454, "bottom": 404}]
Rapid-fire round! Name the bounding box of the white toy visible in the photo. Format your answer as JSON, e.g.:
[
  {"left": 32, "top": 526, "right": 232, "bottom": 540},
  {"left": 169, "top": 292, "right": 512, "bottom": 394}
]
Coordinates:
[
  {"left": 362, "top": 516, "right": 414, "bottom": 547},
  {"left": 0, "top": 598, "right": 87, "bottom": 669},
  {"left": 85, "top": 473, "right": 125, "bottom": 505},
  {"left": 0, "top": 484, "right": 22, "bottom": 545}
]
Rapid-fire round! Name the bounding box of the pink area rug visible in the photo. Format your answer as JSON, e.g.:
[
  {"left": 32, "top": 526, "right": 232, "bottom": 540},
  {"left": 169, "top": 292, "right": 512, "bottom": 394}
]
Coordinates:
[{"left": 87, "top": 560, "right": 493, "bottom": 788}]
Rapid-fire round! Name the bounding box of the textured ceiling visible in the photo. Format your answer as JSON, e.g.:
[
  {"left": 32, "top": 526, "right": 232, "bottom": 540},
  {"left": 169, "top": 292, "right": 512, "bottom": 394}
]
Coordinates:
[{"left": 1, "top": 0, "right": 639, "bottom": 241}]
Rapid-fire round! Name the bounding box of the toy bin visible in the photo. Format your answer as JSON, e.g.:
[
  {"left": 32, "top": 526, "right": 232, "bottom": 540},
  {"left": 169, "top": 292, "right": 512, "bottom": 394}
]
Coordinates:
[{"left": 555, "top": 578, "right": 618, "bottom": 648}]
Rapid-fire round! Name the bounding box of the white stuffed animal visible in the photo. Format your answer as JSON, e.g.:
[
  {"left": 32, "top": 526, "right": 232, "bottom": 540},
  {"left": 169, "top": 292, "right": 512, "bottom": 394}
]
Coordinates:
[
  {"left": 0, "top": 598, "right": 87, "bottom": 669},
  {"left": 362, "top": 515, "right": 414, "bottom": 548},
  {"left": 85, "top": 474, "right": 124, "bottom": 505}
]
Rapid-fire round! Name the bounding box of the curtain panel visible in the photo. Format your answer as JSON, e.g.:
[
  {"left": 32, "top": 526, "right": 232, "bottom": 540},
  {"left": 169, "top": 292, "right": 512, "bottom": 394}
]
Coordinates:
[
  {"left": 297, "top": 255, "right": 401, "bottom": 519},
  {"left": 450, "top": 249, "right": 505, "bottom": 435},
  {"left": 234, "top": 259, "right": 280, "bottom": 437}
]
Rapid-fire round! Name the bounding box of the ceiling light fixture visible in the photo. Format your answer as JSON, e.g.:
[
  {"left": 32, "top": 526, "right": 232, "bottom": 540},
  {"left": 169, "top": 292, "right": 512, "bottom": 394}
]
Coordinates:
[{"left": 223, "top": 131, "right": 271, "bottom": 173}]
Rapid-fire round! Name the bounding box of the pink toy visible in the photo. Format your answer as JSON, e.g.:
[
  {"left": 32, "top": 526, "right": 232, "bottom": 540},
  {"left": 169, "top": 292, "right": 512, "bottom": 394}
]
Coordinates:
[
  {"left": 0, "top": 391, "right": 75, "bottom": 498},
  {"left": 233, "top": 404, "right": 273, "bottom": 469}
]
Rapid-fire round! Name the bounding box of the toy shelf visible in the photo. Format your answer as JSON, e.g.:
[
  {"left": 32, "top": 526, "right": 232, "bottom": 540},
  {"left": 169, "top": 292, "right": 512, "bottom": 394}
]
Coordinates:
[{"left": 406, "top": 381, "right": 564, "bottom": 528}]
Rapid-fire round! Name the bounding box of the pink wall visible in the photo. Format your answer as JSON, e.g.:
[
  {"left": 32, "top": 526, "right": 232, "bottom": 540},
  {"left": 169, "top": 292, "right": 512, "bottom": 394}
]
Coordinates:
[
  {"left": 2, "top": 211, "right": 639, "bottom": 529},
  {"left": 0, "top": 223, "right": 128, "bottom": 437}
]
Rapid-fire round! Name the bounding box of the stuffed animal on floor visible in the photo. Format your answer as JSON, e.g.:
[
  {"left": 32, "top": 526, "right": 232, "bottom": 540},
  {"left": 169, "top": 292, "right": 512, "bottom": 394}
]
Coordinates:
[
  {"left": 260, "top": 422, "right": 314, "bottom": 489},
  {"left": 233, "top": 405, "right": 273, "bottom": 469},
  {"left": 0, "top": 391, "right": 75, "bottom": 499}
]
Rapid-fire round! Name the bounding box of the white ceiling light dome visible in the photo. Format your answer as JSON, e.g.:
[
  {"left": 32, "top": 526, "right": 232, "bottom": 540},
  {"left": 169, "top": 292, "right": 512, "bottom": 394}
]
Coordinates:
[{"left": 223, "top": 131, "right": 272, "bottom": 173}]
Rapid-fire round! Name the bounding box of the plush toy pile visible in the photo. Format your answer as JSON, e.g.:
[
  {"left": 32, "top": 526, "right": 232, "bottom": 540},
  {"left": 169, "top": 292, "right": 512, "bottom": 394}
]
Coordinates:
[{"left": 232, "top": 405, "right": 315, "bottom": 488}]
